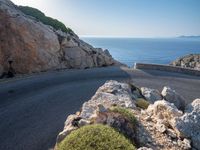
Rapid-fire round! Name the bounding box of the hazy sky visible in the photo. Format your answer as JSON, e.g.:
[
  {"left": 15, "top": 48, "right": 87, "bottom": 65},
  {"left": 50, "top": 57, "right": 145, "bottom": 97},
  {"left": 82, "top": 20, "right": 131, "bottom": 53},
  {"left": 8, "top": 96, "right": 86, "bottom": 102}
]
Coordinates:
[{"left": 11, "top": 0, "right": 200, "bottom": 37}]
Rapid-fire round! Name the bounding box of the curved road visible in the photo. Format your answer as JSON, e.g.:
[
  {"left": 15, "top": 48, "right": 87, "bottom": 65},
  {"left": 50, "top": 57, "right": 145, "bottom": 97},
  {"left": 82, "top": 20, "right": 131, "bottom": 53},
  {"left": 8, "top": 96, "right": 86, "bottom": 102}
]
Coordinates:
[{"left": 0, "top": 67, "right": 200, "bottom": 150}]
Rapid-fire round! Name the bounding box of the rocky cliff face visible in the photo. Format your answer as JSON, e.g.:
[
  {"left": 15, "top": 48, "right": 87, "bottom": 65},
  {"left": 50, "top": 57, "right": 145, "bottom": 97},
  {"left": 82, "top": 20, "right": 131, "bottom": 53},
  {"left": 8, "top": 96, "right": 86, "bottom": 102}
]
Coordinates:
[
  {"left": 0, "top": 0, "right": 120, "bottom": 75},
  {"left": 56, "top": 80, "right": 200, "bottom": 150},
  {"left": 171, "top": 54, "right": 200, "bottom": 70}
]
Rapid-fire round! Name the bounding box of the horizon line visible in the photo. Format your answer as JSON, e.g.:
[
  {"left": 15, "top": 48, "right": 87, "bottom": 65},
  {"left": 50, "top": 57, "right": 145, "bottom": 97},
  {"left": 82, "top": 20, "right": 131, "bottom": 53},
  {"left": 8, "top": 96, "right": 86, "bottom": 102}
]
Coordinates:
[{"left": 79, "top": 35, "right": 200, "bottom": 39}]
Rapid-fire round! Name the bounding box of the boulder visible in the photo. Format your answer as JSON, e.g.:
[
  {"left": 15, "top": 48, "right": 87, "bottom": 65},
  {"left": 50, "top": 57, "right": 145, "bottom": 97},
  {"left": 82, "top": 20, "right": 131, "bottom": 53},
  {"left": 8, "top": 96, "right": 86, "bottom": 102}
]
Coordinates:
[
  {"left": 147, "top": 100, "right": 183, "bottom": 128},
  {"left": 175, "top": 99, "right": 200, "bottom": 150},
  {"left": 80, "top": 80, "right": 136, "bottom": 119},
  {"left": 161, "top": 87, "right": 185, "bottom": 110},
  {"left": 0, "top": 0, "right": 119, "bottom": 75},
  {"left": 141, "top": 87, "right": 162, "bottom": 103}
]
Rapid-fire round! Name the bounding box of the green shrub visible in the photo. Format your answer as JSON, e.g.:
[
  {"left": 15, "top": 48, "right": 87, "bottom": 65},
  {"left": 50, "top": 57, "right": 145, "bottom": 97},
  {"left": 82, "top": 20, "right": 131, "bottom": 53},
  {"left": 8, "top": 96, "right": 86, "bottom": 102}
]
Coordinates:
[
  {"left": 110, "top": 106, "right": 137, "bottom": 125},
  {"left": 57, "top": 124, "right": 135, "bottom": 150},
  {"left": 18, "top": 6, "right": 73, "bottom": 33},
  {"left": 136, "top": 98, "right": 150, "bottom": 109}
]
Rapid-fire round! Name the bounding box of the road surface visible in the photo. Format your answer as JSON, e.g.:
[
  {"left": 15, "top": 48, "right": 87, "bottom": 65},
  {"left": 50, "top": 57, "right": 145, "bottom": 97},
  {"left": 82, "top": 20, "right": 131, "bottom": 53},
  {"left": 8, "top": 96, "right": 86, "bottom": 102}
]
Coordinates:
[{"left": 0, "top": 67, "right": 200, "bottom": 150}]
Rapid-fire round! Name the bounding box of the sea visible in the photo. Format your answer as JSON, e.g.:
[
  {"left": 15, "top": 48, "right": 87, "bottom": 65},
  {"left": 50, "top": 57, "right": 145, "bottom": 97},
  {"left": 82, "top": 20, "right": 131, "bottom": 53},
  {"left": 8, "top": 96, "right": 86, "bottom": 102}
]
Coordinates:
[{"left": 81, "top": 37, "right": 200, "bottom": 67}]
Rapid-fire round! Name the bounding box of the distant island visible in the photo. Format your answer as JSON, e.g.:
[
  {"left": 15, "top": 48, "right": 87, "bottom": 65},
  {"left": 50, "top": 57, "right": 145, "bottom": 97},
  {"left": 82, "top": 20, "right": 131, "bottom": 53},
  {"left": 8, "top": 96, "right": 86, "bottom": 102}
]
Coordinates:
[{"left": 179, "top": 35, "right": 200, "bottom": 39}]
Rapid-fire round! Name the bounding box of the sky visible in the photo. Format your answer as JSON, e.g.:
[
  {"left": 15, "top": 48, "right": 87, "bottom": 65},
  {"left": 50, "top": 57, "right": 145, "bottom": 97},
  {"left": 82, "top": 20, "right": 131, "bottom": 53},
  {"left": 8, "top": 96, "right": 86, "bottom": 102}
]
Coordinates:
[{"left": 11, "top": 0, "right": 200, "bottom": 37}]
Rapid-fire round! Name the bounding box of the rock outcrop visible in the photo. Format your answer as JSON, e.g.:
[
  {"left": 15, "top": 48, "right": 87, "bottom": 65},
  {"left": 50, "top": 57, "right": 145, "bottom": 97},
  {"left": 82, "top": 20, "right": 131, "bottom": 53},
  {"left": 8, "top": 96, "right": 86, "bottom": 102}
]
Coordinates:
[
  {"left": 56, "top": 80, "right": 199, "bottom": 150},
  {"left": 0, "top": 0, "right": 120, "bottom": 75},
  {"left": 161, "top": 86, "right": 186, "bottom": 111},
  {"left": 171, "top": 54, "right": 200, "bottom": 70},
  {"left": 146, "top": 100, "right": 183, "bottom": 129},
  {"left": 175, "top": 99, "right": 200, "bottom": 150},
  {"left": 141, "top": 87, "right": 162, "bottom": 104}
]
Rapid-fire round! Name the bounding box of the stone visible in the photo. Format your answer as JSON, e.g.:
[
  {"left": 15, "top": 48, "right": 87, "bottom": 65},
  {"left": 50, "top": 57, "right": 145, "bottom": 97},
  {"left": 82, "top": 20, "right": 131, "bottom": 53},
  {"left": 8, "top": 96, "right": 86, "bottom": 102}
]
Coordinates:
[
  {"left": 141, "top": 87, "right": 162, "bottom": 103},
  {"left": 161, "top": 86, "right": 186, "bottom": 110},
  {"left": 147, "top": 100, "right": 183, "bottom": 128},
  {"left": 156, "top": 122, "right": 166, "bottom": 133},
  {"left": 97, "top": 104, "right": 107, "bottom": 113},
  {"left": 78, "top": 119, "right": 90, "bottom": 127},
  {"left": 175, "top": 99, "right": 200, "bottom": 150},
  {"left": 167, "top": 128, "right": 177, "bottom": 139},
  {"left": 144, "top": 116, "right": 152, "bottom": 122},
  {"left": 104, "top": 49, "right": 112, "bottom": 57},
  {"left": 80, "top": 80, "right": 136, "bottom": 119},
  {"left": 57, "top": 114, "right": 80, "bottom": 143},
  {"left": 0, "top": 0, "right": 119, "bottom": 75},
  {"left": 171, "top": 54, "right": 200, "bottom": 70},
  {"left": 183, "top": 138, "right": 191, "bottom": 150}
]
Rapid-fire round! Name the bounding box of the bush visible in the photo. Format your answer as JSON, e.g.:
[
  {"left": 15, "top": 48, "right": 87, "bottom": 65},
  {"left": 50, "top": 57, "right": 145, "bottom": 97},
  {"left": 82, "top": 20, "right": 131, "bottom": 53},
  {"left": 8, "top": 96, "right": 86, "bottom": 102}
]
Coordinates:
[
  {"left": 110, "top": 106, "right": 137, "bottom": 125},
  {"left": 18, "top": 6, "right": 73, "bottom": 33},
  {"left": 57, "top": 124, "right": 135, "bottom": 150},
  {"left": 136, "top": 98, "right": 150, "bottom": 109}
]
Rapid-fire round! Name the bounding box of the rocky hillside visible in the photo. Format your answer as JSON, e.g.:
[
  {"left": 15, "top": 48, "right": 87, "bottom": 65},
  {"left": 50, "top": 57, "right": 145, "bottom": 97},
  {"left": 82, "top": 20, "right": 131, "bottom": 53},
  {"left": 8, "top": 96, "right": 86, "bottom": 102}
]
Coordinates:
[
  {"left": 0, "top": 0, "right": 120, "bottom": 75},
  {"left": 171, "top": 54, "right": 200, "bottom": 70},
  {"left": 56, "top": 80, "right": 200, "bottom": 150}
]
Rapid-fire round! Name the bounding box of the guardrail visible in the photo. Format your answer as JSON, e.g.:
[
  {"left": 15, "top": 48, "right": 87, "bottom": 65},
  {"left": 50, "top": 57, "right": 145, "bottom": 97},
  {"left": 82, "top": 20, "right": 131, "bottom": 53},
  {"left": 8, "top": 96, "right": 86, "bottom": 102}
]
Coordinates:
[{"left": 134, "top": 63, "right": 200, "bottom": 76}]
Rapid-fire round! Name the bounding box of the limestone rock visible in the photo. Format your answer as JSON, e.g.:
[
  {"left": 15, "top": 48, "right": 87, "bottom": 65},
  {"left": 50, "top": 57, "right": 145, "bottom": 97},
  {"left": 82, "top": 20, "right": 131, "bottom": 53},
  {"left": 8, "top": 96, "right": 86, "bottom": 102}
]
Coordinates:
[
  {"left": 56, "top": 114, "right": 80, "bottom": 143},
  {"left": 171, "top": 54, "right": 200, "bottom": 70},
  {"left": 80, "top": 80, "right": 136, "bottom": 119},
  {"left": 177, "top": 139, "right": 191, "bottom": 150},
  {"left": 161, "top": 86, "right": 186, "bottom": 110},
  {"left": 147, "top": 100, "right": 183, "bottom": 128},
  {"left": 0, "top": 0, "right": 119, "bottom": 75},
  {"left": 156, "top": 122, "right": 167, "bottom": 133},
  {"left": 175, "top": 99, "right": 200, "bottom": 150},
  {"left": 141, "top": 87, "right": 162, "bottom": 103}
]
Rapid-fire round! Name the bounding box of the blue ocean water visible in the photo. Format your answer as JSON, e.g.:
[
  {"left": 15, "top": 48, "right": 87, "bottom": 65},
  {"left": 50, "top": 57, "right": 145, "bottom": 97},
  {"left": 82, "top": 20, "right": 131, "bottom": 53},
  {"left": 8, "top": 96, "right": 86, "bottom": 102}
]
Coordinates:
[{"left": 81, "top": 37, "right": 200, "bottom": 67}]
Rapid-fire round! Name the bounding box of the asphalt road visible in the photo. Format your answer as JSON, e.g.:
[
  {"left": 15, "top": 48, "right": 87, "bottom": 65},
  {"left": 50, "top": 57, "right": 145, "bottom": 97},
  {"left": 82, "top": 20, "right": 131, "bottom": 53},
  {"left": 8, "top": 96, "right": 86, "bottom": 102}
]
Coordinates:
[{"left": 0, "top": 67, "right": 200, "bottom": 150}]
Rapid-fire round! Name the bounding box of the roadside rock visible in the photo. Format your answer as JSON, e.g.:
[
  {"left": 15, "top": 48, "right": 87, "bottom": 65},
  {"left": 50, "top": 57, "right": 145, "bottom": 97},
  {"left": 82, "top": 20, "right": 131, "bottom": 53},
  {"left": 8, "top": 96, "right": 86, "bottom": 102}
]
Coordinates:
[
  {"left": 56, "top": 80, "right": 199, "bottom": 150},
  {"left": 147, "top": 100, "right": 183, "bottom": 128},
  {"left": 171, "top": 54, "right": 200, "bottom": 70},
  {"left": 161, "top": 86, "right": 186, "bottom": 111},
  {"left": 175, "top": 99, "right": 200, "bottom": 150},
  {"left": 156, "top": 122, "right": 167, "bottom": 133},
  {"left": 141, "top": 87, "right": 162, "bottom": 103},
  {"left": 57, "top": 114, "right": 80, "bottom": 143},
  {"left": 80, "top": 80, "right": 136, "bottom": 119},
  {"left": 0, "top": 0, "right": 120, "bottom": 75}
]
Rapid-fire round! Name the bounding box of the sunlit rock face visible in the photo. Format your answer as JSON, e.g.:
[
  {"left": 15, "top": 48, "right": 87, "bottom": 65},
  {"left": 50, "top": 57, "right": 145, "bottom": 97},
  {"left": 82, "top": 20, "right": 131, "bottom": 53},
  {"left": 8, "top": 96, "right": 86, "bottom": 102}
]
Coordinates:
[
  {"left": 175, "top": 99, "right": 200, "bottom": 150},
  {"left": 0, "top": 0, "right": 119, "bottom": 75},
  {"left": 171, "top": 54, "right": 200, "bottom": 70}
]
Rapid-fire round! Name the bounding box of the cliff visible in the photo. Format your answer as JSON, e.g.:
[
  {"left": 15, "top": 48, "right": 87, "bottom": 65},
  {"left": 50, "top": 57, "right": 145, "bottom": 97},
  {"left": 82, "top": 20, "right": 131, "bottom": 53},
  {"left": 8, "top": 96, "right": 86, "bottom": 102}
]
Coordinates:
[
  {"left": 0, "top": 0, "right": 120, "bottom": 75},
  {"left": 171, "top": 54, "right": 200, "bottom": 70}
]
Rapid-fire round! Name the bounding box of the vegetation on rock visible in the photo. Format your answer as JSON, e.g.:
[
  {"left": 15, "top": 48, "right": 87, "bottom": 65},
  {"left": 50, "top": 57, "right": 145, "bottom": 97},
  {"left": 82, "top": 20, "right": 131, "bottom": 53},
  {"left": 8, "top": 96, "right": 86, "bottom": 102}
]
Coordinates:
[
  {"left": 57, "top": 124, "right": 135, "bottom": 150},
  {"left": 18, "top": 6, "right": 73, "bottom": 33},
  {"left": 136, "top": 98, "right": 150, "bottom": 109},
  {"left": 110, "top": 106, "right": 137, "bottom": 125}
]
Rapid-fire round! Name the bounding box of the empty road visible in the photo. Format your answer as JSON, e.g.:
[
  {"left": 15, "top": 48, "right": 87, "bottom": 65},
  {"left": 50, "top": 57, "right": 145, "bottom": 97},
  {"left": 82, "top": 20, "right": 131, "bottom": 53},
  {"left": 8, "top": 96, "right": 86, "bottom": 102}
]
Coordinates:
[{"left": 0, "top": 67, "right": 200, "bottom": 150}]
